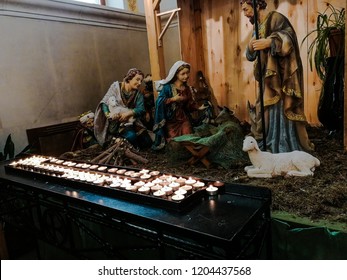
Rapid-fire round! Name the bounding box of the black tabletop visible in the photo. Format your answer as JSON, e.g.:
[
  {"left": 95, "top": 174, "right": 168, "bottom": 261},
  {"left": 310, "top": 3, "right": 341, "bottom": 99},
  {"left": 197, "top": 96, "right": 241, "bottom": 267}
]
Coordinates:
[{"left": 0, "top": 161, "right": 271, "bottom": 246}]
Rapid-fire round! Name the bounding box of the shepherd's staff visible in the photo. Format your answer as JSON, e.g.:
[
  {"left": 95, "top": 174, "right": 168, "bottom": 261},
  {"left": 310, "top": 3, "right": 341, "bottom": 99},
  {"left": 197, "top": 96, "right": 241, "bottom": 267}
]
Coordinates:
[{"left": 252, "top": 0, "right": 267, "bottom": 151}]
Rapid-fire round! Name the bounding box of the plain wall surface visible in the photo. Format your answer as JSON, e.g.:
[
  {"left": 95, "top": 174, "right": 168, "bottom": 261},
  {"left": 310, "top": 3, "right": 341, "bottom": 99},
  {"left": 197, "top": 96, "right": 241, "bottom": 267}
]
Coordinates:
[{"left": 0, "top": 0, "right": 151, "bottom": 153}]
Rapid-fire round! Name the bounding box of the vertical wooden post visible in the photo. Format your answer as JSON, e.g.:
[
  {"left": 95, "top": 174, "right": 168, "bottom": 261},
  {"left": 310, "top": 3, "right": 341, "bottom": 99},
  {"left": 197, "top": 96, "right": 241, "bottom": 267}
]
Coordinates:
[
  {"left": 144, "top": 0, "right": 166, "bottom": 98},
  {"left": 177, "top": 0, "right": 205, "bottom": 87}
]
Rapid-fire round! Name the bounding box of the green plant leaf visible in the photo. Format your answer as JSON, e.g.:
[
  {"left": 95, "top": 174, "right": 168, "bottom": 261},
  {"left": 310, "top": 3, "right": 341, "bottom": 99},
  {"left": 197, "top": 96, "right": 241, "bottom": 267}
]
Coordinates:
[{"left": 301, "top": 3, "right": 345, "bottom": 81}]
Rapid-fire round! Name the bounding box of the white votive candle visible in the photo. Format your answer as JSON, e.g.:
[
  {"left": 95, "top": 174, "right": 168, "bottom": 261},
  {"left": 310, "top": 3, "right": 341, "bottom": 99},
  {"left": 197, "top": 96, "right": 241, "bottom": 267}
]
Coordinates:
[
  {"left": 144, "top": 182, "right": 154, "bottom": 188},
  {"left": 185, "top": 177, "right": 196, "bottom": 185},
  {"left": 120, "top": 183, "right": 130, "bottom": 189},
  {"left": 86, "top": 176, "right": 95, "bottom": 183},
  {"left": 134, "top": 181, "right": 146, "bottom": 188},
  {"left": 213, "top": 181, "right": 225, "bottom": 187},
  {"left": 152, "top": 178, "right": 163, "bottom": 185},
  {"left": 149, "top": 170, "right": 160, "bottom": 176},
  {"left": 171, "top": 194, "right": 185, "bottom": 201},
  {"left": 93, "top": 178, "right": 105, "bottom": 186},
  {"left": 174, "top": 189, "right": 187, "bottom": 196},
  {"left": 169, "top": 182, "right": 180, "bottom": 191},
  {"left": 176, "top": 177, "right": 186, "bottom": 186},
  {"left": 150, "top": 184, "right": 162, "bottom": 193},
  {"left": 159, "top": 174, "right": 169, "bottom": 181},
  {"left": 110, "top": 182, "right": 121, "bottom": 188},
  {"left": 206, "top": 185, "right": 218, "bottom": 196},
  {"left": 130, "top": 172, "right": 141, "bottom": 178},
  {"left": 124, "top": 170, "right": 135, "bottom": 176},
  {"left": 97, "top": 166, "right": 108, "bottom": 172},
  {"left": 153, "top": 190, "right": 166, "bottom": 198},
  {"left": 9, "top": 161, "right": 18, "bottom": 167},
  {"left": 180, "top": 185, "right": 193, "bottom": 194},
  {"left": 126, "top": 185, "right": 137, "bottom": 192},
  {"left": 138, "top": 186, "right": 150, "bottom": 195},
  {"left": 193, "top": 181, "right": 205, "bottom": 190},
  {"left": 140, "top": 174, "right": 151, "bottom": 180},
  {"left": 108, "top": 168, "right": 118, "bottom": 174},
  {"left": 162, "top": 186, "right": 173, "bottom": 196},
  {"left": 123, "top": 178, "right": 132, "bottom": 185},
  {"left": 166, "top": 176, "right": 177, "bottom": 183}
]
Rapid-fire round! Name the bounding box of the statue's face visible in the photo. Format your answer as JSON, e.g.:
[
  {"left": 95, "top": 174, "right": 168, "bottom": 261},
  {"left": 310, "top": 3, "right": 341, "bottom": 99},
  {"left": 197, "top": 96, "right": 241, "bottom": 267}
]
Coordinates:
[
  {"left": 176, "top": 67, "right": 190, "bottom": 84},
  {"left": 80, "top": 112, "right": 94, "bottom": 128},
  {"left": 241, "top": 3, "right": 255, "bottom": 24},
  {"left": 128, "top": 74, "right": 143, "bottom": 90},
  {"left": 84, "top": 117, "right": 94, "bottom": 128}
]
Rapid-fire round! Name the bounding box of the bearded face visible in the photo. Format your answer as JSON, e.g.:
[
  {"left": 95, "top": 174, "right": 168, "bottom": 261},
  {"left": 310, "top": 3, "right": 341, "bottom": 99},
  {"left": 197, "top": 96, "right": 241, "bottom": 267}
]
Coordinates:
[{"left": 241, "top": 2, "right": 255, "bottom": 25}]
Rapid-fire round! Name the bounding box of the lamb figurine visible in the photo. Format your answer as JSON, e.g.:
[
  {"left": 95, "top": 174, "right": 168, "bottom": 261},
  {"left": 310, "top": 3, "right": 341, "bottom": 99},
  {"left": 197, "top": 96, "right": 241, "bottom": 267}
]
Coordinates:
[
  {"left": 107, "top": 96, "right": 135, "bottom": 126},
  {"left": 242, "top": 136, "right": 320, "bottom": 178}
]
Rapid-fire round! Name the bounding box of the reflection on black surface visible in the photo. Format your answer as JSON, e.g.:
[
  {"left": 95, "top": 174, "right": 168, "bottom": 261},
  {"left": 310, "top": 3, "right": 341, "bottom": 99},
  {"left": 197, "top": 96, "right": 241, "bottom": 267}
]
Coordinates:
[{"left": 208, "top": 198, "right": 216, "bottom": 211}]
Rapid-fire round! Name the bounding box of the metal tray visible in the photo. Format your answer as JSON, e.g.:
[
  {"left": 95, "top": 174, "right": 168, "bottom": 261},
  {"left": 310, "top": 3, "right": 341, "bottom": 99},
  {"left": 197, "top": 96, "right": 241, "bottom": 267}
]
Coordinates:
[{"left": 4, "top": 155, "right": 219, "bottom": 212}]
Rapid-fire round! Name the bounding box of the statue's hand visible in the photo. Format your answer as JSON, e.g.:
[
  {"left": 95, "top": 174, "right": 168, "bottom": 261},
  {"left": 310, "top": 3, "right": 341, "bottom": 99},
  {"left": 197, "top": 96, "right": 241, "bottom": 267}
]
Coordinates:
[
  {"left": 252, "top": 38, "right": 272, "bottom": 51},
  {"left": 119, "top": 111, "right": 133, "bottom": 122}
]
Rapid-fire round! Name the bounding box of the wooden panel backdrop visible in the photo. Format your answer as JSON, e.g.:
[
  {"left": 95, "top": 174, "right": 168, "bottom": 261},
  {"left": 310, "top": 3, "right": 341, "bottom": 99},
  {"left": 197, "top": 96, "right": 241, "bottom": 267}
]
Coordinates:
[{"left": 178, "top": 0, "right": 345, "bottom": 126}]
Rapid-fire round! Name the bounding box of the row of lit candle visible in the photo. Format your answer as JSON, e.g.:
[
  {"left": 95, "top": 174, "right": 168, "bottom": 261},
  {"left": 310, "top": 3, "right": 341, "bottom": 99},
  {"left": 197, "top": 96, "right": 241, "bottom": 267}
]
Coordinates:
[
  {"left": 9, "top": 155, "right": 224, "bottom": 199},
  {"left": 12, "top": 158, "right": 211, "bottom": 187},
  {"left": 11, "top": 156, "right": 224, "bottom": 184}
]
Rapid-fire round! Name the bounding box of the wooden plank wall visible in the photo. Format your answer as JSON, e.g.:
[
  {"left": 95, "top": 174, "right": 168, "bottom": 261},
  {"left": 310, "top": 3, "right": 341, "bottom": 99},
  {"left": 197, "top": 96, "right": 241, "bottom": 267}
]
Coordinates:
[
  {"left": 177, "top": 0, "right": 205, "bottom": 87},
  {"left": 184, "top": 0, "right": 345, "bottom": 125}
]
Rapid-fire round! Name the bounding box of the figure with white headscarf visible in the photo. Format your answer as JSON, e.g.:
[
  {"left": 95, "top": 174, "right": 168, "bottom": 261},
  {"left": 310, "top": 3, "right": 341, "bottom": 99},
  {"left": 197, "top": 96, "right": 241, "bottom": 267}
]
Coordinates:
[
  {"left": 71, "top": 111, "right": 98, "bottom": 151},
  {"left": 152, "top": 61, "right": 199, "bottom": 150},
  {"left": 94, "top": 68, "right": 152, "bottom": 149}
]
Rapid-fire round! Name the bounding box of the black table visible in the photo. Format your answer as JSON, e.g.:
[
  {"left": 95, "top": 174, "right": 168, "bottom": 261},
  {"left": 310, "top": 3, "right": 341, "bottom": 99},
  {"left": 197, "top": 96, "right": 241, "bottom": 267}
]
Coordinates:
[{"left": 0, "top": 160, "right": 271, "bottom": 259}]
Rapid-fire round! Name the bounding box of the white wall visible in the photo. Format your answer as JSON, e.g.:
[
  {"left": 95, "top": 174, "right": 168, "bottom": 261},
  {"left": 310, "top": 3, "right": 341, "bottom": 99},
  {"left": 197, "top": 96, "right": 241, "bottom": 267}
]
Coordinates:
[{"left": 0, "top": 0, "right": 151, "bottom": 154}]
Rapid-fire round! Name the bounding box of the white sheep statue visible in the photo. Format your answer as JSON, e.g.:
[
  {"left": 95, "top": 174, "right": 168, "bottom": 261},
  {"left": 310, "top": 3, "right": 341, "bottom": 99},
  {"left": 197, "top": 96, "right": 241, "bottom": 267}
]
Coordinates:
[
  {"left": 107, "top": 96, "right": 135, "bottom": 126},
  {"left": 242, "top": 136, "right": 320, "bottom": 178}
]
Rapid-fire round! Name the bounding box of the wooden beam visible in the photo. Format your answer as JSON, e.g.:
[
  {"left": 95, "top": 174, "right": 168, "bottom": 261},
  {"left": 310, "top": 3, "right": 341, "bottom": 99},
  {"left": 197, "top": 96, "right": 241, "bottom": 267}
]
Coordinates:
[
  {"left": 158, "top": 8, "right": 181, "bottom": 45},
  {"left": 177, "top": 0, "right": 205, "bottom": 87},
  {"left": 153, "top": 0, "right": 160, "bottom": 10},
  {"left": 144, "top": 0, "right": 166, "bottom": 98},
  {"left": 157, "top": 8, "right": 181, "bottom": 16}
]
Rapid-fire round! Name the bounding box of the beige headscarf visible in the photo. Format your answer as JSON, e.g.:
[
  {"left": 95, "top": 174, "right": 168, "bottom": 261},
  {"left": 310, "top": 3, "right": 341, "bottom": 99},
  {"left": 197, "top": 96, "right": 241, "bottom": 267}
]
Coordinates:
[
  {"left": 94, "top": 82, "right": 125, "bottom": 145},
  {"left": 155, "top": 60, "right": 190, "bottom": 91}
]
